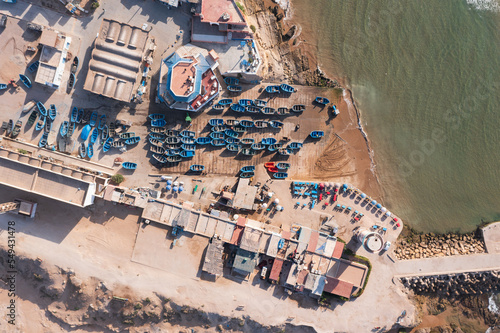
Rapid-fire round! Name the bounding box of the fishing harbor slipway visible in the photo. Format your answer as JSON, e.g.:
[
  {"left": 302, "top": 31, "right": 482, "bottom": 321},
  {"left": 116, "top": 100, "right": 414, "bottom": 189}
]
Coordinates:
[{"left": 0, "top": 0, "right": 499, "bottom": 331}]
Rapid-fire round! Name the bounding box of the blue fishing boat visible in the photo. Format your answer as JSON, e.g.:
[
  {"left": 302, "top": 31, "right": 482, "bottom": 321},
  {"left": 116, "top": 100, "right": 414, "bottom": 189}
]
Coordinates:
[
  {"left": 19, "top": 74, "right": 31, "bottom": 88},
  {"left": 269, "top": 120, "right": 284, "bottom": 129},
  {"left": 148, "top": 113, "right": 165, "bottom": 120},
  {"left": 225, "top": 137, "right": 240, "bottom": 144},
  {"left": 165, "top": 136, "right": 180, "bottom": 144},
  {"left": 265, "top": 85, "right": 280, "bottom": 94},
  {"left": 267, "top": 143, "right": 283, "bottom": 152},
  {"left": 152, "top": 154, "right": 168, "bottom": 164},
  {"left": 48, "top": 104, "right": 57, "bottom": 121},
  {"left": 68, "top": 73, "right": 75, "bottom": 89},
  {"left": 277, "top": 162, "right": 291, "bottom": 170},
  {"left": 240, "top": 172, "right": 254, "bottom": 178},
  {"left": 125, "top": 136, "right": 141, "bottom": 145},
  {"left": 38, "top": 132, "right": 48, "bottom": 147},
  {"left": 227, "top": 85, "right": 242, "bottom": 92},
  {"left": 196, "top": 137, "right": 211, "bottom": 145},
  {"left": 80, "top": 125, "right": 91, "bottom": 140},
  {"left": 239, "top": 120, "right": 254, "bottom": 128},
  {"left": 70, "top": 107, "right": 78, "bottom": 123},
  {"left": 273, "top": 172, "right": 288, "bottom": 179},
  {"left": 213, "top": 104, "right": 224, "bottom": 111},
  {"left": 122, "top": 162, "right": 137, "bottom": 170},
  {"left": 87, "top": 144, "right": 94, "bottom": 159},
  {"left": 278, "top": 148, "right": 292, "bottom": 156},
  {"left": 189, "top": 164, "right": 205, "bottom": 172},
  {"left": 79, "top": 142, "right": 86, "bottom": 158},
  {"left": 77, "top": 109, "right": 84, "bottom": 123},
  {"left": 0, "top": 84, "right": 7, "bottom": 90},
  {"left": 255, "top": 121, "right": 268, "bottom": 129},
  {"left": 224, "top": 129, "right": 238, "bottom": 138},
  {"left": 149, "top": 132, "right": 166, "bottom": 140},
  {"left": 251, "top": 143, "right": 265, "bottom": 150},
  {"left": 231, "top": 103, "right": 245, "bottom": 112},
  {"left": 226, "top": 143, "right": 241, "bottom": 152},
  {"left": 310, "top": 131, "right": 325, "bottom": 139},
  {"left": 211, "top": 139, "right": 226, "bottom": 147},
  {"left": 261, "top": 107, "right": 275, "bottom": 115},
  {"left": 241, "top": 138, "right": 254, "bottom": 145},
  {"left": 167, "top": 129, "right": 179, "bottom": 137},
  {"left": 288, "top": 142, "right": 303, "bottom": 149},
  {"left": 315, "top": 96, "right": 330, "bottom": 105},
  {"left": 280, "top": 83, "right": 295, "bottom": 93},
  {"left": 37, "top": 102, "right": 47, "bottom": 116},
  {"left": 240, "top": 165, "right": 255, "bottom": 173},
  {"left": 219, "top": 98, "right": 233, "bottom": 105},
  {"left": 90, "top": 128, "right": 98, "bottom": 144},
  {"left": 278, "top": 238, "right": 285, "bottom": 249},
  {"left": 253, "top": 99, "right": 267, "bottom": 107},
  {"left": 28, "top": 61, "right": 39, "bottom": 73},
  {"left": 291, "top": 104, "right": 306, "bottom": 112},
  {"left": 149, "top": 138, "right": 163, "bottom": 147},
  {"left": 120, "top": 132, "right": 135, "bottom": 140},
  {"left": 181, "top": 144, "right": 196, "bottom": 151},
  {"left": 240, "top": 148, "right": 257, "bottom": 156},
  {"left": 210, "top": 132, "right": 225, "bottom": 140},
  {"left": 101, "top": 125, "right": 109, "bottom": 142},
  {"left": 67, "top": 122, "right": 75, "bottom": 137},
  {"left": 331, "top": 104, "right": 339, "bottom": 116},
  {"left": 103, "top": 137, "right": 113, "bottom": 152},
  {"left": 3, "top": 0, "right": 17, "bottom": 4},
  {"left": 277, "top": 107, "right": 289, "bottom": 115},
  {"left": 181, "top": 136, "right": 196, "bottom": 145},
  {"left": 180, "top": 130, "right": 195, "bottom": 138},
  {"left": 180, "top": 150, "right": 195, "bottom": 158},
  {"left": 151, "top": 119, "right": 167, "bottom": 127},
  {"left": 211, "top": 125, "right": 226, "bottom": 132},
  {"left": 89, "top": 111, "right": 98, "bottom": 127},
  {"left": 246, "top": 106, "right": 261, "bottom": 113},
  {"left": 166, "top": 149, "right": 181, "bottom": 156},
  {"left": 261, "top": 137, "right": 277, "bottom": 145},
  {"left": 98, "top": 115, "right": 106, "bottom": 130},
  {"left": 35, "top": 115, "right": 45, "bottom": 131},
  {"left": 209, "top": 118, "right": 224, "bottom": 127},
  {"left": 59, "top": 121, "right": 69, "bottom": 137},
  {"left": 224, "top": 77, "right": 239, "bottom": 85},
  {"left": 238, "top": 99, "right": 253, "bottom": 106}
]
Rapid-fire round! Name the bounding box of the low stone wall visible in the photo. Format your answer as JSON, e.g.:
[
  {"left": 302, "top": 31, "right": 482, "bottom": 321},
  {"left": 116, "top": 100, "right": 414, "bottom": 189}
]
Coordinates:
[
  {"left": 395, "top": 232, "right": 485, "bottom": 260},
  {"left": 400, "top": 270, "right": 500, "bottom": 297}
]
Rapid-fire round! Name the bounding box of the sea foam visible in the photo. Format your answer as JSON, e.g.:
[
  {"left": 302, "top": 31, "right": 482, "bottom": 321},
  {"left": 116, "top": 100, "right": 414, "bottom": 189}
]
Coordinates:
[{"left": 466, "top": 0, "right": 500, "bottom": 12}]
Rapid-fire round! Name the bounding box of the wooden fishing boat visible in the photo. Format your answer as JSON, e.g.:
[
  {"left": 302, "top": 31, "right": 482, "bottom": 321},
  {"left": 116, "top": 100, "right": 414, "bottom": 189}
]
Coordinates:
[
  {"left": 35, "top": 115, "right": 45, "bottom": 131},
  {"left": 280, "top": 83, "right": 295, "bottom": 93},
  {"left": 209, "top": 118, "right": 224, "bottom": 127},
  {"left": 148, "top": 113, "right": 165, "bottom": 121},
  {"left": 291, "top": 104, "right": 306, "bottom": 112},
  {"left": 240, "top": 148, "right": 257, "bottom": 156},
  {"left": 261, "top": 107, "right": 275, "bottom": 115},
  {"left": 11, "top": 120, "right": 22, "bottom": 138},
  {"left": 277, "top": 107, "right": 289, "bottom": 116},
  {"left": 151, "top": 119, "right": 167, "bottom": 127},
  {"left": 27, "top": 109, "right": 38, "bottom": 126},
  {"left": 212, "top": 104, "right": 224, "bottom": 111},
  {"left": 37, "top": 102, "right": 47, "bottom": 116},
  {"left": 253, "top": 99, "right": 267, "bottom": 107},
  {"left": 264, "top": 162, "right": 275, "bottom": 169},
  {"left": 210, "top": 131, "right": 225, "bottom": 140},
  {"left": 150, "top": 145, "right": 165, "bottom": 154},
  {"left": 70, "top": 107, "right": 78, "bottom": 123},
  {"left": 246, "top": 106, "right": 261, "bottom": 113},
  {"left": 71, "top": 56, "right": 79, "bottom": 74},
  {"left": 267, "top": 143, "right": 283, "bottom": 152},
  {"left": 261, "top": 137, "right": 277, "bottom": 145},
  {"left": 152, "top": 154, "right": 168, "bottom": 164},
  {"left": 109, "top": 121, "right": 116, "bottom": 137},
  {"left": 265, "top": 85, "right": 280, "bottom": 94},
  {"left": 251, "top": 143, "right": 265, "bottom": 150},
  {"left": 238, "top": 99, "right": 253, "bottom": 106},
  {"left": 163, "top": 144, "right": 179, "bottom": 151},
  {"left": 310, "top": 131, "right": 325, "bottom": 139},
  {"left": 196, "top": 137, "right": 211, "bottom": 145},
  {"left": 82, "top": 111, "right": 91, "bottom": 124},
  {"left": 224, "top": 77, "right": 239, "bottom": 85},
  {"left": 87, "top": 144, "right": 94, "bottom": 159},
  {"left": 240, "top": 172, "right": 254, "bottom": 178},
  {"left": 234, "top": 125, "right": 246, "bottom": 133},
  {"left": 227, "top": 85, "right": 242, "bottom": 92},
  {"left": 68, "top": 73, "right": 75, "bottom": 89},
  {"left": 239, "top": 120, "right": 254, "bottom": 128},
  {"left": 28, "top": 61, "right": 39, "bottom": 73},
  {"left": 111, "top": 141, "right": 125, "bottom": 149},
  {"left": 101, "top": 124, "right": 109, "bottom": 142},
  {"left": 240, "top": 165, "right": 255, "bottom": 173},
  {"left": 181, "top": 137, "right": 196, "bottom": 145},
  {"left": 231, "top": 103, "right": 245, "bottom": 112},
  {"left": 98, "top": 114, "right": 106, "bottom": 130},
  {"left": 180, "top": 150, "right": 195, "bottom": 158},
  {"left": 120, "top": 132, "right": 135, "bottom": 140},
  {"left": 103, "top": 137, "right": 113, "bottom": 152},
  {"left": 19, "top": 74, "right": 32, "bottom": 88},
  {"left": 288, "top": 142, "right": 303, "bottom": 149},
  {"left": 189, "top": 164, "right": 205, "bottom": 172},
  {"left": 224, "top": 129, "right": 238, "bottom": 138},
  {"left": 167, "top": 156, "right": 182, "bottom": 163},
  {"left": 278, "top": 148, "right": 292, "bottom": 156},
  {"left": 226, "top": 143, "right": 241, "bottom": 152},
  {"left": 225, "top": 137, "right": 240, "bottom": 144},
  {"left": 255, "top": 120, "right": 268, "bottom": 129},
  {"left": 315, "top": 96, "right": 330, "bottom": 105},
  {"left": 150, "top": 126, "right": 165, "bottom": 134},
  {"left": 211, "top": 125, "right": 226, "bottom": 132},
  {"left": 67, "top": 122, "right": 75, "bottom": 137},
  {"left": 44, "top": 118, "right": 51, "bottom": 133},
  {"left": 48, "top": 104, "right": 57, "bottom": 121},
  {"left": 165, "top": 136, "right": 180, "bottom": 144},
  {"left": 149, "top": 132, "right": 166, "bottom": 141},
  {"left": 211, "top": 139, "right": 226, "bottom": 147},
  {"left": 273, "top": 172, "right": 288, "bottom": 179},
  {"left": 267, "top": 166, "right": 279, "bottom": 173},
  {"left": 166, "top": 129, "right": 179, "bottom": 137},
  {"left": 125, "top": 136, "right": 141, "bottom": 145},
  {"left": 277, "top": 162, "right": 291, "bottom": 170},
  {"left": 219, "top": 98, "right": 233, "bottom": 105},
  {"left": 122, "top": 162, "right": 137, "bottom": 170},
  {"left": 180, "top": 130, "right": 195, "bottom": 138},
  {"left": 89, "top": 111, "right": 98, "bottom": 127},
  {"left": 269, "top": 120, "right": 284, "bottom": 129},
  {"left": 225, "top": 119, "right": 240, "bottom": 126},
  {"left": 79, "top": 142, "right": 86, "bottom": 158},
  {"left": 166, "top": 149, "right": 181, "bottom": 156},
  {"left": 241, "top": 138, "right": 255, "bottom": 145},
  {"left": 6, "top": 119, "right": 13, "bottom": 136},
  {"left": 38, "top": 132, "right": 48, "bottom": 148},
  {"left": 76, "top": 109, "right": 84, "bottom": 123},
  {"left": 22, "top": 100, "right": 36, "bottom": 114},
  {"left": 181, "top": 144, "right": 196, "bottom": 151}
]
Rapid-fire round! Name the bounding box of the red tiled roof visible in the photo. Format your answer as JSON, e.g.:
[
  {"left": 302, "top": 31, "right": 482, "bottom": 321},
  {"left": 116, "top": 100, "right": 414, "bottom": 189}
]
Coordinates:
[
  {"left": 269, "top": 258, "right": 284, "bottom": 281},
  {"left": 307, "top": 231, "right": 319, "bottom": 253},
  {"left": 332, "top": 241, "right": 345, "bottom": 259},
  {"left": 281, "top": 230, "right": 291, "bottom": 240},
  {"left": 297, "top": 269, "right": 309, "bottom": 286},
  {"left": 230, "top": 225, "right": 244, "bottom": 245},
  {"left": 236, "top": 216, "right": 247, "bottom": 227},
  {"left": 324, "top": 277, "right": 353, "bottom": 299},
  {"left": 200, "top": 0, "right": 246, "bottom": 26}
]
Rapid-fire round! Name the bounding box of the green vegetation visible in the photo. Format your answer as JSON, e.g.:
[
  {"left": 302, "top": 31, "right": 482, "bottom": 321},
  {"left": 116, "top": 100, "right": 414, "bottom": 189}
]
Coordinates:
[
  {"left": 250, "top": 25, "right": 256, "bottom": 33},
  {"left": 236, "top": 2, "right": 245, "bottom": 14},
  {"left": 91, "top": 1, "right": 100, "bottom": 9},
  {"left": 351, "top": 255, "right": 372, "bottom": 298},
  {"left": 18, "top": 149, "right": 28, "bottom": 155},
  {"left": 111, "top": 174, "right": 124, "bottom": 184},
  {"left": 134, "top": 303, "right": 143, "bottom": 310}
]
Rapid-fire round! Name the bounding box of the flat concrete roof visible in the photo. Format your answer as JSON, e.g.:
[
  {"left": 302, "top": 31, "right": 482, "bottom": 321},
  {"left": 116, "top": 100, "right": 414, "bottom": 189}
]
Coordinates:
[
  {"left": 200, "top": 0, "right": 246, "bottom": 26},
  {"left": 232, "top": 178, "right": 257, "bottom": 210}
]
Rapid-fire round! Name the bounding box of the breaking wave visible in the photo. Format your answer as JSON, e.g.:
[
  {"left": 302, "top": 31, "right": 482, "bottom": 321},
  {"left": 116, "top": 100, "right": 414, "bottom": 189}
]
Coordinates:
[{"left": 466, "top": 0, "right": 500, "bottom": 12}]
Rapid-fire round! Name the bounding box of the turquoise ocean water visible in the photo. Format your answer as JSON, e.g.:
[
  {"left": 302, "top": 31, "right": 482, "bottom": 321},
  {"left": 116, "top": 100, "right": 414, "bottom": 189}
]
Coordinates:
[{"left": 290, "top": 0, "right": 500, "bottom": 233}]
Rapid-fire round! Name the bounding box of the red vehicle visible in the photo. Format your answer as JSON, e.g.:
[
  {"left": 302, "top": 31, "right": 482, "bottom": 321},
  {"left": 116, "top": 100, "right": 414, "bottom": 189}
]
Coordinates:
[
  {"left": 319, "top": 193, "right": 323, "bottom": 201},
  {"left": 333, "top": 194, "right": 338, "bottom": 202}
]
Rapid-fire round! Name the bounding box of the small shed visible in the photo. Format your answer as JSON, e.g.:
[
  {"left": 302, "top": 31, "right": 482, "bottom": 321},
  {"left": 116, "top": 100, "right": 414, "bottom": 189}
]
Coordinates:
[{"left": 232, "top": 178, "right": 258, "bottom": 211}]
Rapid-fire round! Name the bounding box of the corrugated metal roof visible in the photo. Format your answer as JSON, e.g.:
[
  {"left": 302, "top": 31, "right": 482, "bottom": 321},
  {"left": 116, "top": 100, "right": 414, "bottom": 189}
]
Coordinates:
[
  {"left": 323, "top": 277, "right": 354, "bottom": 299},
  {"left": 269, "top": 258, "right": 284, "bottom": 281}
]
